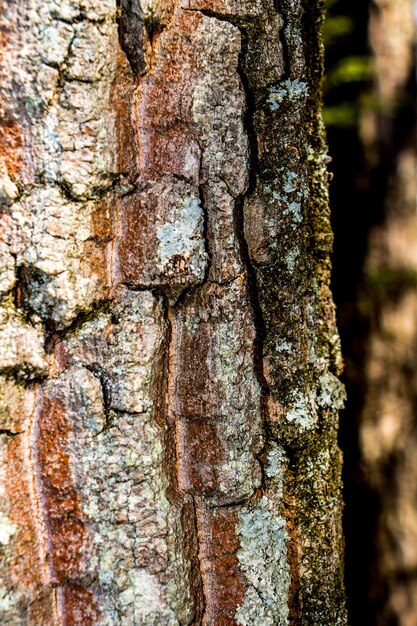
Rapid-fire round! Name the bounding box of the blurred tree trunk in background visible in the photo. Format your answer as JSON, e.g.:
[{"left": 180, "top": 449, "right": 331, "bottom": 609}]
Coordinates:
[
  {"left": 326, "top": 0, "right": 416, "bottom": 624},
  {"left": 360, "top": 1, "right": 417, "bottom": 623},
  {"left": 0, "top": 1, "right": 346, "bottom": 624}
]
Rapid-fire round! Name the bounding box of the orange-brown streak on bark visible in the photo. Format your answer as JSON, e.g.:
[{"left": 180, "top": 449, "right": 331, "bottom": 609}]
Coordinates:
[
  {"left": 109, "top": 48, "right": 138, "bottom": 290},
  {"left": 112, "top": 50, "right": 139, "bottom": 181},
  {"left": 0, "top": 118, "right": 25, "bottom": 177},
  {"left": 0, "top": 7, "right": 25, "bottom": 180},
  {"left": 57, "top": 586, "right": 99, "bottom": 626},
  {"left": 4, "top": 411, "right": 56, "bottom": 623},
  {"left": 196, "top": 503, "right": 246, "bottom": 626},
  {"left": 1, "top": 2, "right": 34, "bottom": 188},
  {"left": 6, "top": 435, "right": 45, "bottom": 587},
  {"left": 33, "top": 389, "right": 98, "bottom": 624}
]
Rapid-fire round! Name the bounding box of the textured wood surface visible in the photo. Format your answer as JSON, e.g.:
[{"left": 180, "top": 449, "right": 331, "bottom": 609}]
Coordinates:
[{"left": 0, "top": 0, "right": 346, "bottom": 623}]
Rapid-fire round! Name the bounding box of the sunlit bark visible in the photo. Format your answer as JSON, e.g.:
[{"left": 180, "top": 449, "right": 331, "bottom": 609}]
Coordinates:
[{"left": 0, "top": 1, "right": 346, "bottom": 623}]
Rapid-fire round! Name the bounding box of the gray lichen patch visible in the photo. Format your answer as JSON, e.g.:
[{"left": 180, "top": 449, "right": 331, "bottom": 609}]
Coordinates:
[
  {"left": 285, "top": 390, "right": 318, "bottom": 431},
  {"left": 268, "top": 79, "right": 309, "bottom": 111},
  {"left": 265, "top": 444, "right": 288, "bottom": 495},
  {"left": 317, "top": 371, "right": 346, "bottom": 411},
  {"left": 269, "top": 366, "right": 346, "bottom": 436},
  {"left": 0, "top": 303, "right": 47, "bottom": 379},
  {"left": 236, "top": 496, "right": 290, "bottom": 626},
  {"left": 156, "top": 195, "right": 207, "bottom": 283},
  {"left": 13, "top": 186, "right": 106, "bottom": 327}
]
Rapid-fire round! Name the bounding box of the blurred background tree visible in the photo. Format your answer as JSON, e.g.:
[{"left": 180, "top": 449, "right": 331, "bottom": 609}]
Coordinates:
[{"left": 324, "top": 0, "right": 417, "bottom": 624}]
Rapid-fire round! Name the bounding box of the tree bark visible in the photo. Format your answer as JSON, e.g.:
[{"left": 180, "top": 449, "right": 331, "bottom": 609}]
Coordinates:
[{"left": 0, "top": 1, "right": 346, "bottom": 624}]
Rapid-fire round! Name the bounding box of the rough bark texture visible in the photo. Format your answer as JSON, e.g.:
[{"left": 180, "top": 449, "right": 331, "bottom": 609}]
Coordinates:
[{"left": 0, "top": 0, "right": 346, "bottom": 624}]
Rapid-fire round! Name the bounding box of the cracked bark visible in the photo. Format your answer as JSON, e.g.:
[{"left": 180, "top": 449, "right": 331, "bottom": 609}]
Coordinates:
[{"left": 0, "top": 0, "right": 346, "bottom": 624}]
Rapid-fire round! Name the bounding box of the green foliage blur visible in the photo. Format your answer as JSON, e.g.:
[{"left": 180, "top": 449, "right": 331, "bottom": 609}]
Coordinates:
[{"left": 324, "top": 0, "right": 373, "bottom": 127}]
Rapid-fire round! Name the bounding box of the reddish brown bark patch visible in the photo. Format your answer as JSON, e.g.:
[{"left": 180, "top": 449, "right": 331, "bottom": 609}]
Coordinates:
[
  {"left": 170, "top": 321, "right": 213, "bottom": 418},
  {"left": 59, "top": 585, "right": 99, "bottom": 626},
  {"left": 34, "top": 391, "right": 98, "bottom": 622},
  {"left": 177, "top": 419, "right": 226, "bottom": 495},
  {"left": 117, "top": 189, "right": 158, "bottom": 285},
  {"left": 0, "top": 392, "right": 55, "bottom": 621},
  {"left": 6, "top": 435, "right": 44, "bottom": 589},
  {"left": 135, "top": 11, "right": 203, "bottom": 184},
  {"left": 196, "top": 504, "right": 246, "bottom": 626},
  {"left": 111, "top": 50, "right": 138, "bottom": 181},
  {"left": 36, "top": 394, "right": 87, "bottom": 581},
  {"left": 0, "top": 117, "right": 24, "bottom": 178}
]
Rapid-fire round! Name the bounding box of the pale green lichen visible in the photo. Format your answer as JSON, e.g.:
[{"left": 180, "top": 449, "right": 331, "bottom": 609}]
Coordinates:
[
  {"left": 285, "top": 369, "right": 344, "bottom": 431},
  {"left": 268, "top": 79, "right": 309, "bottom": 111},
  {"left": 274, "top": 340, "right": 293, "bottom": 353},
  {"left": 285, "top": 247, "right": 300, "bottom": 270},
  {"left": 0, "top": 512, "right": 16, "bottom": 545},
  {"left": 286, "top": 391, "right": 318, "bottom": 430},
  {"left": 267, "top": 169, "right": 309, "bottom": 230},
  {"left": 0, "top": 587, "right": 17, "bottom": 613},
  {"left": 235, "top": 496, "right": 290, "bottom": 626},
  {"left": 265, "top": 444, "right": 288, "bottom": 498},
  {"left": 283, "top": 201, "right": 302, "bottom": 224},
  {"left": 156, "top": 195, "right": 207, "bottom": 279},
  {"left": 317, "top": 371, "right": 346, "bottom": 410}
]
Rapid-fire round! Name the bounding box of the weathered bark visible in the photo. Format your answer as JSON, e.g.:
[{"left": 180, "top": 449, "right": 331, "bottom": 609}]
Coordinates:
[{"left": 0, "top": 1, "right": 346, "bottom": 624}]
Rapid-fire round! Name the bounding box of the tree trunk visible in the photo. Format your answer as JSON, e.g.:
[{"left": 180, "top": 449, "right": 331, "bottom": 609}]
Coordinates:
[
  {"left": 358, "top": 1, "right": 417, "bottom": 623},
  {"left": 0, "top": 1, "right": 346, "bottom": 624},
  {"left": 325, "top": 0, "right": 416, "bottom": 623}
]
